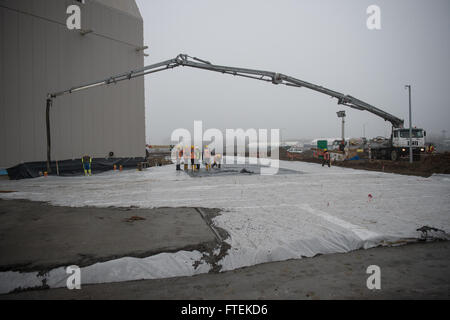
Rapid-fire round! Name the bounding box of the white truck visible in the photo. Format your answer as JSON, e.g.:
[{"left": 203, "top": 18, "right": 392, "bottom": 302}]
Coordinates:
[{"left": 369, "top": 128, "right": 426, "bottom": 161}]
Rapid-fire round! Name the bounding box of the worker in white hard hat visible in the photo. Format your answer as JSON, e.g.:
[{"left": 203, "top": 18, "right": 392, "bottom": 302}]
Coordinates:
[
  {"left": 203, "top": 145, "right": 211, "bottom": 171},
  {"left": 183, "top": 145, "right": 190, "bottom": 171},
  {"left": 212, "top": 153, "right": 222, "bottom": 169},
  {"left": 195, "top": 146, "right": 201, "bottom": 171}
]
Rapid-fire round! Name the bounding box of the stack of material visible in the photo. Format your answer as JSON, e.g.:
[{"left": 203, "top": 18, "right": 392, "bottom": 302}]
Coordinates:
[
  {"left": 0, "top": 169, "right": 9, "bottom": 180},
  {"left": 330, "top": 151, "right": 346, "bottom": 162}
]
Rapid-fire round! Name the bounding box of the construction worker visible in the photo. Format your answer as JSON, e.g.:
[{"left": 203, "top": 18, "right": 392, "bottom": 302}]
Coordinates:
[
  {"left": 322, "top": 149, "right": 331, "bottom": 168},
  {"left": 195, "top": 146, "right": 201, "bottom": 171},
  {"left": 183, "top": 145, "right": 190, "bottom": 171},
  {"left": 339, "top": 140, "right": 345, "bottom": 152},
  {"left": 212, "top": 153, "right": 222, "bottom": 169},
  {"left": 203, "top": 145, "right": 211, "bottom": 171},
  {"left": 175, "top": 146, "right": 183, "bottom": 171},
  {"left": 190, "top": 145, "right": 196, "bottom": 171},
  {"left": 82, "top": 155, "right": 92, "bottom": 176}
]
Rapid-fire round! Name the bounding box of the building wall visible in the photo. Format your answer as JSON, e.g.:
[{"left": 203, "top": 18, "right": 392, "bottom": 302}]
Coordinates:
[{"left": 0, "top": 0, "right": 145, "bottom": 168}]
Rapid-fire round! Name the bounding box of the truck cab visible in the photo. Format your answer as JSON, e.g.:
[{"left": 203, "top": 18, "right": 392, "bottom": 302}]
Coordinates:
[{"left": 392, "top": 128, "right": 426, "bottom": 158}]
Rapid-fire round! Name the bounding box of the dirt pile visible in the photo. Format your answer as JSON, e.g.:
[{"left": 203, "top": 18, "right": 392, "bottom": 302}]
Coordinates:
[
  {"left": 280, "top": 148, "right": 450, "bottom": 177},
  {"left": 332, "top": 155, "right": 450, "bottom": 177}
]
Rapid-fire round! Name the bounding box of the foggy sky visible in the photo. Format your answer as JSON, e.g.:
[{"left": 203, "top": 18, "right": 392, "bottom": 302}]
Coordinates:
[{"left": 135, "top": 0, "right": 450, "bottom": 144}]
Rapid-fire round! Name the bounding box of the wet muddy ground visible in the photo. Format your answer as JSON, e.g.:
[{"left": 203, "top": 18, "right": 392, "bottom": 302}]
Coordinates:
[{"left": 0, "top": 200, "right": 228, "bottom": 273}]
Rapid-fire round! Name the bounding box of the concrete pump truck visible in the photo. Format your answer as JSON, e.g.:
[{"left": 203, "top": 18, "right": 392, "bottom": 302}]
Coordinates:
[{"left": 45, "top": 54, "right": 426, "bottom": 172}]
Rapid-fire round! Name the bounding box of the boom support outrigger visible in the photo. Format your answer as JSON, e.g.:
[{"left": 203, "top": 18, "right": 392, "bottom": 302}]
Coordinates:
[{"left": 46, "top": 54, "right": 405, "bottom": 172}]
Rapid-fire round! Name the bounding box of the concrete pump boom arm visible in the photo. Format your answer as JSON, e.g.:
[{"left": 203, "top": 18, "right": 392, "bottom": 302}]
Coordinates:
[
  {"left": 49, "top": 53, "right": 404, "bottom": 128},
  {"left": 173, "top": 54, "right": 405, "bottom": 128},
  {"left": 45, "top": 53, "right": 404, "bottom": 173}
]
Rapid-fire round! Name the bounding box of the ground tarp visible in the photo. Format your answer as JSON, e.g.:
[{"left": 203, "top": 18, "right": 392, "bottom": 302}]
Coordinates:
[
  {"left": 7, "top": 158, "right": 145, "bottom": 180},
  {"left": 0, "top": 158, "right": 449, "bottom": 293}
]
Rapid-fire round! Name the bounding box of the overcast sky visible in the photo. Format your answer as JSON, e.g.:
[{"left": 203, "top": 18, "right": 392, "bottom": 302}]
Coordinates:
[{"left": 135, "top": 0, "right": 450, "bottom": 144}]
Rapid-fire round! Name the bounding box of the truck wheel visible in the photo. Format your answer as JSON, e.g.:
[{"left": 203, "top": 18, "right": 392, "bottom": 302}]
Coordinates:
[{"left": 390, "top": 150, "right": 398, "bottom": 161}]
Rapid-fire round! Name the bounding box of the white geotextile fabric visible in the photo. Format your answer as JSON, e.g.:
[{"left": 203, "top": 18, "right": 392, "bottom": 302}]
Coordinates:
[{"left": 0, "top": 158, "right": 449, "bottom": 293}]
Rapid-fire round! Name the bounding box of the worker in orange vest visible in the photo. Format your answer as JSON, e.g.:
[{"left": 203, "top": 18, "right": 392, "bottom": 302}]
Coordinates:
[
  {"left": 175, "top": 146, "right": 183, "bottom": 171},
  {"left": 322, "top": 149, "right": 331, "bottom": 168}
]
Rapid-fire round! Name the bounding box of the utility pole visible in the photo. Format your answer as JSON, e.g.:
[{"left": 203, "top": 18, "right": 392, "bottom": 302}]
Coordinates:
[
  {"left": 405, "top": 85, "right": 413, "bottom": 164},
  {"left": 46, "top": 98, "right": 53, "bottom": 174}
]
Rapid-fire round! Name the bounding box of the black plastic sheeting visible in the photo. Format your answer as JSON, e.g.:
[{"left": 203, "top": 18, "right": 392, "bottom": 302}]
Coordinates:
[
  {"left": 184, "top": 164, "right": 299, "bottom": 178},
  {"left": 7, "top": 158, "right": 145, "bottom": 180}
]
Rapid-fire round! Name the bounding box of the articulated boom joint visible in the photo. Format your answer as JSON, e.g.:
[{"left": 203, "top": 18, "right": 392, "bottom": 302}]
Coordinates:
[
  {"left": 176, "top": 54, "right": 188, "bottom": 65},
  {"left": 338, "top": 96, "right": 352, "bottom": 105},
  {"left": 272, "top": 73, "right": 283, "bottom": 85}
]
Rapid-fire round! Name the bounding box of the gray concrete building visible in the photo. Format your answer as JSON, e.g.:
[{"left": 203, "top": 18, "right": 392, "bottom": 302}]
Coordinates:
[{"left": 0, "top": 0, "right": 146, "bottom": 169}]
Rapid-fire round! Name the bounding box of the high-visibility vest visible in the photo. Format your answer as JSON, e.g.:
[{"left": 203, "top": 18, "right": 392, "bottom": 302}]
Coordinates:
[
  {"left": 324, "top": 152, "right": 330, "bottom": 160},
  {"left": 82, "top": 156, "right": 92, "bottom": 163},
  {"left": 204, "top": 148, "right": 211, "bottom": 158},
  {"left": 191, "top": 149, "right": 195, "bottom": 159}
]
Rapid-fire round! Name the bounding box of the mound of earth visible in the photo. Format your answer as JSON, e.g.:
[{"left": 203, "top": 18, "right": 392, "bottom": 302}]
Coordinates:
[{"left": 280, "top": 148, "right": 450, "bottom": 177}]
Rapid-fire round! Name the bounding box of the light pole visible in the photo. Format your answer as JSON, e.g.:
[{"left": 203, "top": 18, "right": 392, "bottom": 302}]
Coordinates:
[
  {"left": 405, "top": 85, "right": 413, "bottom": 164},
  {"left": 362, "top": 122, "right": 368, "bottom": 139},
  {"left": 337, "top": 111, "right": 346, "bottom": 143}
]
